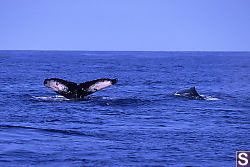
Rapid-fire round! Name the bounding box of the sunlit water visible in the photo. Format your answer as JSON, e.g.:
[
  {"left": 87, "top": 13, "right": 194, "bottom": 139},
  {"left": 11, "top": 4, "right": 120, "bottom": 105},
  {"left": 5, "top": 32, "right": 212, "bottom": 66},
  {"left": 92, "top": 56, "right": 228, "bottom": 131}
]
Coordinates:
[{"left": 0, "top": 51, "right": 249, "bottom": 167}]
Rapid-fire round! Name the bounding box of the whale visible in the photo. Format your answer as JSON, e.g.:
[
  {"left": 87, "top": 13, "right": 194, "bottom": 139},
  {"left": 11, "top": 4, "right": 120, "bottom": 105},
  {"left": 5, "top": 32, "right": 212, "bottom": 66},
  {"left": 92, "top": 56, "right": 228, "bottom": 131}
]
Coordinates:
[
  {"left": 173, "top": 87, "right": 205, "bottom": 100},
  {"left": 44, "top": 78, "right": 118, "bottom": 99}
]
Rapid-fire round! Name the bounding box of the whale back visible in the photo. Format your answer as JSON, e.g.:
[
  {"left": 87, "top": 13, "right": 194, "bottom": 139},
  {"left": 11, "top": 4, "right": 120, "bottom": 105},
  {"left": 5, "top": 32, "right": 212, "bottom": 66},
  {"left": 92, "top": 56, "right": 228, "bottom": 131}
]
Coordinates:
[{"left": 174, "top": 87, "right": 201, "bottom": 98}]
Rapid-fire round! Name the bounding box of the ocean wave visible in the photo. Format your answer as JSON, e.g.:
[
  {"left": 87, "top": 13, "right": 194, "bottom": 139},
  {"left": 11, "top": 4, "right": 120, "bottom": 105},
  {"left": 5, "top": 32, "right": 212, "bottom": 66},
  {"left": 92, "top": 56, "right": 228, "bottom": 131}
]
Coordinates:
[{"left": 0, "top": 124, "right": 91, "bottom": 137}]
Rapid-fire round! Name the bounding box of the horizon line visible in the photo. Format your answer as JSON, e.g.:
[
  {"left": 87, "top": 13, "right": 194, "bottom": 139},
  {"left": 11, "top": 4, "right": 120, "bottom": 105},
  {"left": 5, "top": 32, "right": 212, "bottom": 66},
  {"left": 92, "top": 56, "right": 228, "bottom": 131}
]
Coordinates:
[{"left": 0, "top": 49, "right": 250, "bottom": 52}]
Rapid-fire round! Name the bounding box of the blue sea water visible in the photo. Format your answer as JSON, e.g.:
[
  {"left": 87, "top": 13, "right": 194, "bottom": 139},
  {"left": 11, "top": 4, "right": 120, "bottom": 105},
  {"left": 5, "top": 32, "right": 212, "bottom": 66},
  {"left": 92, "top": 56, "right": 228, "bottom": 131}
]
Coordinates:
[{"left": 0, "top": 51, "right": 249, "bottom": 167}]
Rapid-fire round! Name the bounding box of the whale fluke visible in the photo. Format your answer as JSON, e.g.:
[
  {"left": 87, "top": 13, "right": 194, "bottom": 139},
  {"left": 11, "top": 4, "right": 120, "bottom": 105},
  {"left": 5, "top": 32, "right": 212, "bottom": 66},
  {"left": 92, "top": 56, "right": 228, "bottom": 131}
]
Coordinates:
[{"left": 44, "top": 78, "right": 118, "bottom": 99}]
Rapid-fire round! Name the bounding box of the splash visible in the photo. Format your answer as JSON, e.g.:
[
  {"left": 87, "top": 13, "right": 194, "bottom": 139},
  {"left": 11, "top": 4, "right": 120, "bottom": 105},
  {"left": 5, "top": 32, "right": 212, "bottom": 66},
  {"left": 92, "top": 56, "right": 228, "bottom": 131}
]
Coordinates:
[
  {"left": 200, "top": 95, "right": 219, "bottom": 101},
  {"left": 32, "top": 95, "right": 70, "bottom": 102}
]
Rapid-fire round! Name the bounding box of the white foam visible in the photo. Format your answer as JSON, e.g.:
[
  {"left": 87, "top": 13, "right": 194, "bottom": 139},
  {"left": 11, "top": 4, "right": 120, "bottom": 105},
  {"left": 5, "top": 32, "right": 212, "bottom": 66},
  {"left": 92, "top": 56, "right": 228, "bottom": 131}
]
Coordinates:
[
  {"left": 173, "top": 92, "right": 180, "bottom": 96},
  {"left": 32, "top": 95, "right": 69, "bottom": 101},
  {"left": 200, "top": 95, "right": 219, "bottom": 101}
]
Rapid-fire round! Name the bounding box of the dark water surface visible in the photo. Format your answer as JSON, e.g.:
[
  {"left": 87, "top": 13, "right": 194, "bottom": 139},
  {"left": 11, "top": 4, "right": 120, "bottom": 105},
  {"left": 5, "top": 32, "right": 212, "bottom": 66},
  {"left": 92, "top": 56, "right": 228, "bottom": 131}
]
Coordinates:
[{"left": 0, "top": 51, "right": 249, "bottom": 167}]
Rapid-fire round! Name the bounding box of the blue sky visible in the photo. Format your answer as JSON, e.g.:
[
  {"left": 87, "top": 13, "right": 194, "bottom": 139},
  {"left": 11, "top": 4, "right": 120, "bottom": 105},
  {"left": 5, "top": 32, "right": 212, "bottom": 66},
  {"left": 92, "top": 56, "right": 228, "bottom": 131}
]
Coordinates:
[{"left": 0, "top": 0, "right": 250, "bottom": 51}]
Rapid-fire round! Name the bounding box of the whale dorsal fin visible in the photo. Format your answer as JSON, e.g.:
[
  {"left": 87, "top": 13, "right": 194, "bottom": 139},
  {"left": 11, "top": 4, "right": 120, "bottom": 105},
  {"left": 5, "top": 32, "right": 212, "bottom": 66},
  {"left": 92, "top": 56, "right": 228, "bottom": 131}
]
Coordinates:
[
  {"left": 189, "top": 87, "right": 200, "bottom": 97},
  {"left": 175, "top": 86, "right": 200, "bottom": 97}
]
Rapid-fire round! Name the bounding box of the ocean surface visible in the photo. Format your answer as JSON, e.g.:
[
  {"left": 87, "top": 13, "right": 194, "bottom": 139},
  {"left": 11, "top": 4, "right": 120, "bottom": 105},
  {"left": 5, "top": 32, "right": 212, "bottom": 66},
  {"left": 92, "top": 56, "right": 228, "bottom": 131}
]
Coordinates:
[{"left": 0, "top": 51, "right": 249, "bottom": 167}]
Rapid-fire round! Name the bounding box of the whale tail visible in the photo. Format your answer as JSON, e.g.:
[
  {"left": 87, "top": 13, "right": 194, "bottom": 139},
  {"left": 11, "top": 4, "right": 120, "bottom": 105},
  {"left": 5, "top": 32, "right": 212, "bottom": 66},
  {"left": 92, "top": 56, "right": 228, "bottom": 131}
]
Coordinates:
[{"left": 44, "top": 78, "right": 118, "bottom": 99}]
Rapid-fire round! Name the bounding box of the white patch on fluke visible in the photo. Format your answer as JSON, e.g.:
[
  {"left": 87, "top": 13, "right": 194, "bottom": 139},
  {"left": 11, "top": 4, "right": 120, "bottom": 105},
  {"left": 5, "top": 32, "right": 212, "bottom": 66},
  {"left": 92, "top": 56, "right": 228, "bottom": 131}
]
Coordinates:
[
  {"left": 88, "top": 80, "right": 112, "bottom": 92},
  {"left": 45, "top": 80, "right": 68, "bottom": 92}
]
